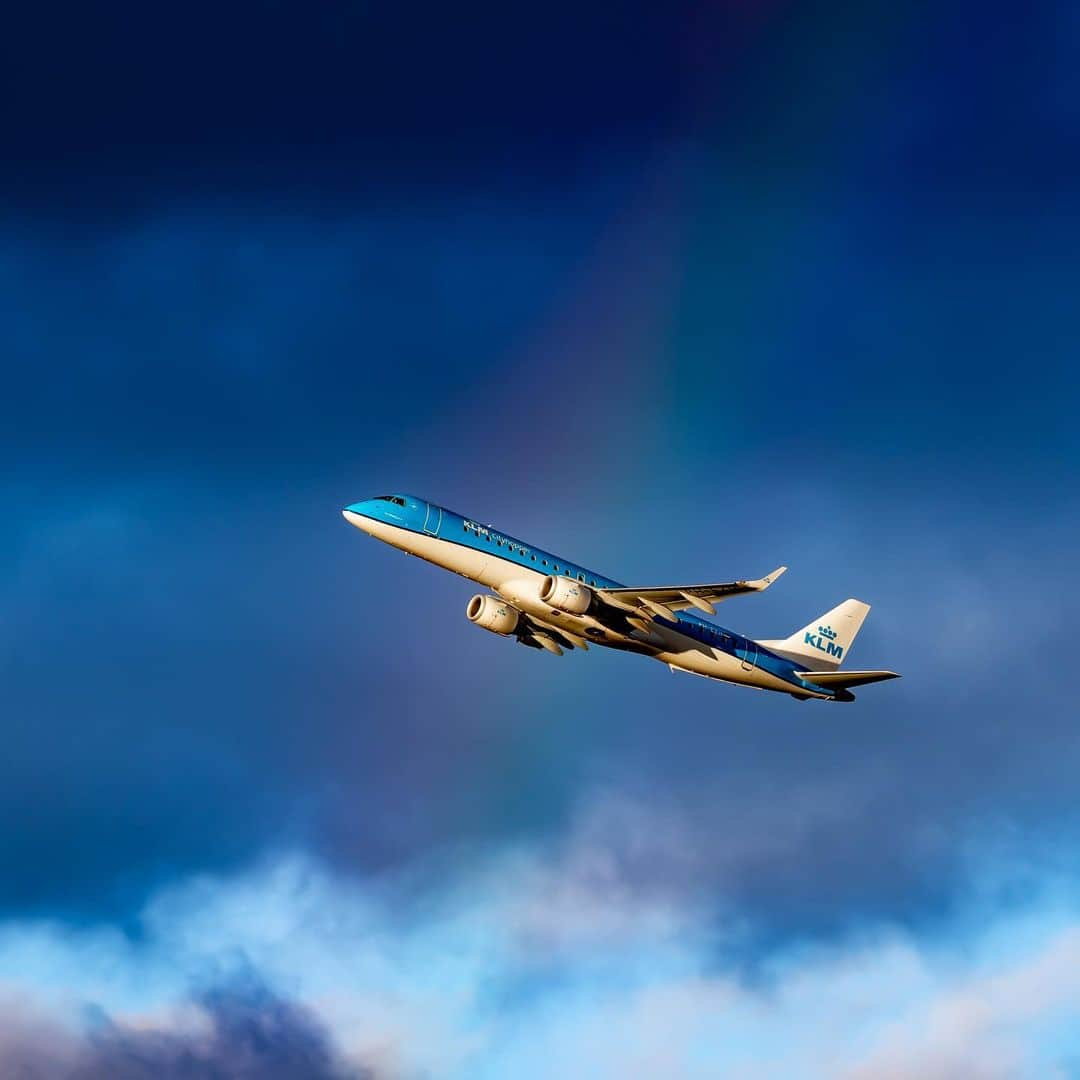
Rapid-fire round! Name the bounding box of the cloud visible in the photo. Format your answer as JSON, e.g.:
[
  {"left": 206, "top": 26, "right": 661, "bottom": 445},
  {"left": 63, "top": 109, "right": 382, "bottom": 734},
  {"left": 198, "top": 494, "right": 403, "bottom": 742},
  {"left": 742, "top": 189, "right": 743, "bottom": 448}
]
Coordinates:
[
  {"left": 841, "top": 928, "right": 1080, "bottom": 1079},
  {"left": 1, "top": 796, "right": 1080, "bottom": 1078},
  {"left": 0, "top": 974, "right": 357, "bottom": 1080}
]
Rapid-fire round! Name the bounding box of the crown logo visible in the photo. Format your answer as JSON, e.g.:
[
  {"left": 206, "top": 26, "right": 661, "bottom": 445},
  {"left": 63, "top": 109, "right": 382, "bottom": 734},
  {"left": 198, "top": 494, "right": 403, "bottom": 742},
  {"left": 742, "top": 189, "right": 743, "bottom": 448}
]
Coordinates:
[{"left": 818, "top": 625, "right": 837, "bottom": 641}]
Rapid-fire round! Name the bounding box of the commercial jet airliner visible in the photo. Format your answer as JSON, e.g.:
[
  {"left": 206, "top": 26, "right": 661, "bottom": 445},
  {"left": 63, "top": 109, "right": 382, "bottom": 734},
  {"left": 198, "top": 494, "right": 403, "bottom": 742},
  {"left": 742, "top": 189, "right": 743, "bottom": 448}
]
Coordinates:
[{"left": 342, "top": 495, "right": 899, "bottom": 702}]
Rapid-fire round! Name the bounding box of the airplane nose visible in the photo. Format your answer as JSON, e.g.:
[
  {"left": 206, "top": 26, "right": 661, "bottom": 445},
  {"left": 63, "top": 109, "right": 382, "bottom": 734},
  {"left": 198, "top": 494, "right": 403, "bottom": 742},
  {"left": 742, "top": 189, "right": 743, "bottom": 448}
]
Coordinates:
[{"left": 342, "top": 508, "right": 368, "bottom": 529}]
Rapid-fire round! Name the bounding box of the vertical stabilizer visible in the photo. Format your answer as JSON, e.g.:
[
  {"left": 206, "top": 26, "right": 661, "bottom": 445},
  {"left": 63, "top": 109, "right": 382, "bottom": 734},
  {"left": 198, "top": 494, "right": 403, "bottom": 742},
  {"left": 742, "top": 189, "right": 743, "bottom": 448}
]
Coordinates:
[{"left": 757, "top": 599, "right": 870, "bottom": 670}]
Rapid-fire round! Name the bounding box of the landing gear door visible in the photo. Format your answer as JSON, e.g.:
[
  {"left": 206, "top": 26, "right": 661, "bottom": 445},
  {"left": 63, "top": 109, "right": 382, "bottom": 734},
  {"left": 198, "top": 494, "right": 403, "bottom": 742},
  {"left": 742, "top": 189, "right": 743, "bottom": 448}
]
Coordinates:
[{"left": 423, "top": 503, "right": 443, "bottom": 536}]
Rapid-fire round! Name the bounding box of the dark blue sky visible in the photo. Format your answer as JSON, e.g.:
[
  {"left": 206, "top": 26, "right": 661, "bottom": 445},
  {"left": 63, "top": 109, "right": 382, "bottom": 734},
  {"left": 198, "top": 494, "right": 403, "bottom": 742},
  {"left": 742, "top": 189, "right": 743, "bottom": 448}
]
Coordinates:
[{"left": 2, "top": 2, "right": 1079, "bottom": 1074}]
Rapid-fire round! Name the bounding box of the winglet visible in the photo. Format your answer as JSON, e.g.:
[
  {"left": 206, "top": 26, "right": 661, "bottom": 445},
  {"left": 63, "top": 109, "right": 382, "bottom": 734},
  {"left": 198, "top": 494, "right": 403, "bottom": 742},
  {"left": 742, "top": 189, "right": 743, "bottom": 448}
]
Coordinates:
[{"left": 752, "top": 566, "right": 787, "bottom": 590}]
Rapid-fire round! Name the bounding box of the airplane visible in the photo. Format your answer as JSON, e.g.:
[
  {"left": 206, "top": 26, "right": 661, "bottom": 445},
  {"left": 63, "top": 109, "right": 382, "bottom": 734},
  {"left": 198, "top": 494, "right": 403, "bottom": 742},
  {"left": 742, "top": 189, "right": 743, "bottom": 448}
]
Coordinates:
[{"left": 342, "top": 494, "right": 900, "bottom": 702}]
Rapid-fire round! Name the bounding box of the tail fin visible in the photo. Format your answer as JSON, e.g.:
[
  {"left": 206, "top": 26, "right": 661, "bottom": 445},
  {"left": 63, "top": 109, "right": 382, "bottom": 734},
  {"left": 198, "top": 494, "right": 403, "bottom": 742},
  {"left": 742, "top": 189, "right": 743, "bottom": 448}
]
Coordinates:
[{"left": 757, "top": 598, "right": 870, "bottom": 670}]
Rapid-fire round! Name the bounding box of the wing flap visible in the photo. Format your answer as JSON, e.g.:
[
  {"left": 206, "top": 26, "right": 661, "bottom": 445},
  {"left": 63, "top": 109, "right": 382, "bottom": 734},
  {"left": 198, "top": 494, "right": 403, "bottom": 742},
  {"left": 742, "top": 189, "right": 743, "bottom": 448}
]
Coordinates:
[{"left": 520, "top": 613, "right": 589, "bottom": 651}]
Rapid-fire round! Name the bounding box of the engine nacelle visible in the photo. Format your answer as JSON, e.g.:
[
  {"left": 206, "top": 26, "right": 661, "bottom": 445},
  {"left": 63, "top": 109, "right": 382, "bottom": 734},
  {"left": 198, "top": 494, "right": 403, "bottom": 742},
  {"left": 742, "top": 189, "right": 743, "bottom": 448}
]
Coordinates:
[
  {"left": 467, "top": 594, "right": 520, "bottom": 635},
  {"left": 539, "top": 574, "right": 592, "bottom": 615}
]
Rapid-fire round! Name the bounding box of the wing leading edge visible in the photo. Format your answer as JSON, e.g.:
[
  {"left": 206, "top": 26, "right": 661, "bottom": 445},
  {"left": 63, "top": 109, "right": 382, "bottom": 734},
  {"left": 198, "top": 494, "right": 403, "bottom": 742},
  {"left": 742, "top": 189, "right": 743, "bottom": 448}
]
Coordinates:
[{"left": 597, "top": 566, "right": 787, "bottom": 619}]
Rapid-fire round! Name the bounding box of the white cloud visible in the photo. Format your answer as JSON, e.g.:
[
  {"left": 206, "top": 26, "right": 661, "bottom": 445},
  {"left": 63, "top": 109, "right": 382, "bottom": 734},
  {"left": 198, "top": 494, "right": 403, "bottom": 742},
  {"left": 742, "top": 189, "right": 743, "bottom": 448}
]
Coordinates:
[{"left": 1, "top": 797, "right": 1080, "bottom": 1078}]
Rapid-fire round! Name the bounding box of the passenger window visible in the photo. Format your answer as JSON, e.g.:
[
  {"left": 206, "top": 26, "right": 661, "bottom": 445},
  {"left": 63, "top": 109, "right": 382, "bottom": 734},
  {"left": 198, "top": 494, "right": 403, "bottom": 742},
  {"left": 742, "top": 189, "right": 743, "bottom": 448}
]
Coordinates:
[{"left": 542, "top": 560, "right": 547, "bottom": 566}]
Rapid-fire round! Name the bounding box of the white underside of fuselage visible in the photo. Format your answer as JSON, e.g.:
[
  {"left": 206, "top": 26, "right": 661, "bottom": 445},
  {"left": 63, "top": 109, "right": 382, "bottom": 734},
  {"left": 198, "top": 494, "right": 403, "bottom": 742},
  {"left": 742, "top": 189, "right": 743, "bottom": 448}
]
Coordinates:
[{"left": 350, "top": 515, "right": 824, "bottom": 697}]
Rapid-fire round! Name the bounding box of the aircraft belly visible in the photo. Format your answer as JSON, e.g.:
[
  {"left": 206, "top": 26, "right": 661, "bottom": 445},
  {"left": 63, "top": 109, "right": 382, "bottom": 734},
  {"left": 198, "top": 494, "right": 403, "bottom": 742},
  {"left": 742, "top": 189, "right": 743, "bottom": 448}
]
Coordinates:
[
  {"left": 443, "top": 541, "right": 488, "bottom": 580},
  {"left": 365, "top": 521, "right": 489, "bottom": 580},
  {"left": 659, "top": 646, "right": 743, "bottom": 682},
  {"left": 656, "top": 631, "right": 795, "bottom": 692}
]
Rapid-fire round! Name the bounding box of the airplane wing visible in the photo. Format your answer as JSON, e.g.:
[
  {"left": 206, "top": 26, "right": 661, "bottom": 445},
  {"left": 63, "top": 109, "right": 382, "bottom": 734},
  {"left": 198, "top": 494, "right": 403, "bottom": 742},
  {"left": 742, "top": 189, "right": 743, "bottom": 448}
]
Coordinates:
[
  {"left": 596, "top": 566, "right": 787, "bottom": 619},
  {"left": 517, "top": 612, "right": 590, "bottom": 655}
]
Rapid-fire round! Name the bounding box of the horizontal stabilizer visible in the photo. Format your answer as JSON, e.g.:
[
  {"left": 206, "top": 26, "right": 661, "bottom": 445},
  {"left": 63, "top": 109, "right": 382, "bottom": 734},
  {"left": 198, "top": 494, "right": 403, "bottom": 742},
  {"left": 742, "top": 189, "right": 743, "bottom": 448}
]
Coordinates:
[{"left": 795, "top": 669, "right": 901, "bottom": 689}]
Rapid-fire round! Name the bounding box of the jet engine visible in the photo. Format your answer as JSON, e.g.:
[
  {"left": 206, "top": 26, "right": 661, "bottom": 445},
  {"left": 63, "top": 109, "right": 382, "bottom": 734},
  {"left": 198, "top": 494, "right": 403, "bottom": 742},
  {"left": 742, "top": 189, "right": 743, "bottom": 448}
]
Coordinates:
[
  {"left": 467, "top": 594, "right": 520, "bottom": 635},
  {"left": 539, "top": 574, "right": 592, "bottom": 615}
]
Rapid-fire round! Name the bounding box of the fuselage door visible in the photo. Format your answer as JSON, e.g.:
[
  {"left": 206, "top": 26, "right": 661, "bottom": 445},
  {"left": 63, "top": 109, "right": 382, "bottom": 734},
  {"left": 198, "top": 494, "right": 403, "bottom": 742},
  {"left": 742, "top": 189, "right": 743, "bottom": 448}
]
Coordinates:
[
  {"left": 740, "top": 638, "right": 757, "bottom": 672},
  {"left": 423, "top": 503, "right": 443, "bottom": 536}
]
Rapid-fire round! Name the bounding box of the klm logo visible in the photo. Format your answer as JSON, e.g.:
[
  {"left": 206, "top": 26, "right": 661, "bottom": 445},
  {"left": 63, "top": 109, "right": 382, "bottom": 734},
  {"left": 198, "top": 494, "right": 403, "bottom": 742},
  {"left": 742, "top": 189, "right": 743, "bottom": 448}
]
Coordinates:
[{"left": 805, "top": 624, "right": 844, "bottom": 660}]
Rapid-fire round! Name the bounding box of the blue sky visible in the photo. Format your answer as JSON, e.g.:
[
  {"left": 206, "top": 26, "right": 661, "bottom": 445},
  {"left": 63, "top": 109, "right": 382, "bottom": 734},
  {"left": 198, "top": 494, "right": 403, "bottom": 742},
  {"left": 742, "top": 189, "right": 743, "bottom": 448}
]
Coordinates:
[{"left": 2, "top": 1, "right": 1080, "bottom": 1075}]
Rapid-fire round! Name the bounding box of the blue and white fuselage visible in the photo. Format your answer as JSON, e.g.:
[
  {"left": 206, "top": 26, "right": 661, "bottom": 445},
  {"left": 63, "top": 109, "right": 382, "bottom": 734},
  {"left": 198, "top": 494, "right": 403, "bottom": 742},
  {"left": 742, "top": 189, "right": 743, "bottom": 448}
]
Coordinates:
[{"left": 342, "top": 494, "right": 899, "bottom": 703}]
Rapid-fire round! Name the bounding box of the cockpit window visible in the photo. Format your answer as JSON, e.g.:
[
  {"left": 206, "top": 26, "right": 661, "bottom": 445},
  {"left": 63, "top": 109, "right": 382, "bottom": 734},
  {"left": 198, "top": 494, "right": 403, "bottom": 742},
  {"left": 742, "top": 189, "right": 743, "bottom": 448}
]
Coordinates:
[{"left": 374, "top": 495, "right": 406, "bottom": 507}]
